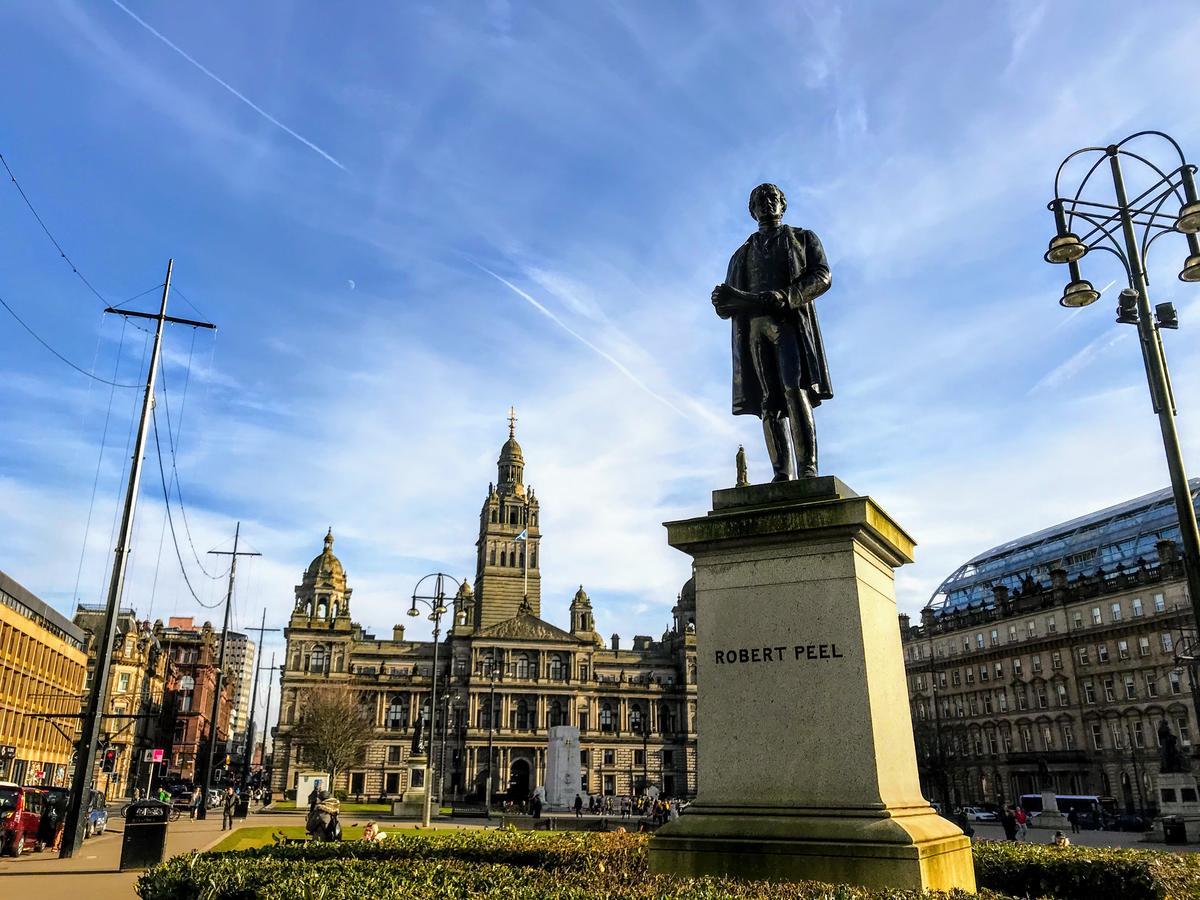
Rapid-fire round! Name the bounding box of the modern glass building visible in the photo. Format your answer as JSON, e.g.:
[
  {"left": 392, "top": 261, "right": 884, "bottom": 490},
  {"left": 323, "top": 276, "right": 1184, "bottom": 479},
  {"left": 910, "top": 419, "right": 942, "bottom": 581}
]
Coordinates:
[{"left": 927, "top": 478, "right": 1200, "bottom": 615}]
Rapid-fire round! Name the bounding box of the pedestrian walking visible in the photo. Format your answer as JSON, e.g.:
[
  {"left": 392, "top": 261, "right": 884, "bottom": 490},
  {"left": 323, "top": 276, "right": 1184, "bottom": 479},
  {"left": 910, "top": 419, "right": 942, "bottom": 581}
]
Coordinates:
[
  {"left": 573, "top": 793, "right": 583, "bottom": 818},
  {"left": 221, "top": 787, "right": 236, "bottom": 831},
  {"left": 1067, "top": 808, "right": 1080, "bottom": 834},
  {"left": 191, "top": 787, "right": 203, "bottom": 819},
  {"left": 1001, "top": 806, "right": 1017, "bottom": 842},
  {"left": 1014, "top": 806, "right": 1028, "bottom": 841}
]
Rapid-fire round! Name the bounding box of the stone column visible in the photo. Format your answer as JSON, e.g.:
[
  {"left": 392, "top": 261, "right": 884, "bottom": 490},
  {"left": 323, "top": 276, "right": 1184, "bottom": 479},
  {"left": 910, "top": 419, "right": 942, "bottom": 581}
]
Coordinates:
[{"left": 648, "top": 477, "right": 975, "bottom": 892}]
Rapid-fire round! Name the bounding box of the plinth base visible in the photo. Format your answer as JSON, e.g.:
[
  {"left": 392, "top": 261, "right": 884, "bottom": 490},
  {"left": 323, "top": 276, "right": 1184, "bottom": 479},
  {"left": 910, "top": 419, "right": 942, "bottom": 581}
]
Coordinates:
[{"left": 650, "top": 803, "right": 974, "bottom": 890}]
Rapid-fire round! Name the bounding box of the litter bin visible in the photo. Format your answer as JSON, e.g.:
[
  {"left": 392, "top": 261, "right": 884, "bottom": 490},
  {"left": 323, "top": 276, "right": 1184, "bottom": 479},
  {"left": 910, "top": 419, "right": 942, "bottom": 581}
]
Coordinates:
[
  {"left": 236, "top": 795, "right": 250, "bottom": 818},
  {"left": 1163, "top": 816, "right": 1187, "bottom": 845},
  {"left": 119, "top": 799, "right": 171, "bottom": 870}
]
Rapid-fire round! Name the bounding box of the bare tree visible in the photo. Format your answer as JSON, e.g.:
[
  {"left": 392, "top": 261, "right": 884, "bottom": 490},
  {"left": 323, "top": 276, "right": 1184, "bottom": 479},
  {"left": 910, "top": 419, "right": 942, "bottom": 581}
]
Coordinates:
[{"left": 292, "top": 685, "right": 374, "bottom": 788}]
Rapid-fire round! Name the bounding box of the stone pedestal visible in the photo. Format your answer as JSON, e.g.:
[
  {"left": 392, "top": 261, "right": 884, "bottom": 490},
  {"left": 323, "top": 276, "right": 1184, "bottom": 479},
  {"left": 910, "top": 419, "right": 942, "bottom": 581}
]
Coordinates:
[
  {"left": 545, "top": 725, "right": 582, "bottom": 810},
  {"left": 393, "top": 755, "right": 429, "bottom": 818},
  {"left": 1156, "top": 772, "right": 1200, "bottom": 841},
  {"left": 1030, "top": 790, "right": 1067, "bottom": 830},
  {"left": 648, "top": 478, "right": 975, "bottom": 892}
]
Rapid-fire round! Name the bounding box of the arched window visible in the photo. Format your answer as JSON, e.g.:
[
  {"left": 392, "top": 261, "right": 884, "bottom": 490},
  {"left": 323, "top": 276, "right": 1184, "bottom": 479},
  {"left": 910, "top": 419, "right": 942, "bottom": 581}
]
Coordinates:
[
  {"left": 548, "top": 655, "right": 565, "bottom": 681},
  {"left": 490, "top": 509, "right": 497, "bottom": 523},
  {"left": 516, "top": 699, "right": 530, "bottom": 730},
  {"left": 489, "top": 545, "right": 496, "bottom": 565},
  {"left": 531, "top": 549, "right": 537, "bottom": 568},
  {"left": 629, "top": 704, "right": 643, "bottom": 733},
  {"left": 386, "top": 696, "right": 407, "bottom": 730},
  {"left": 309, "top": 645, "right": 327, "bottom": 673},
  {"left": 600, "top": 704, "right": 614, "bottom": 732},
  {"left": 509, "top": 509, "right": 518, "bottom": 525},
  {"left": 549, "top": 700, "right": 565, "bottom": 727},
  {"left": 514, "top": 654, "right": 530, "bottom": 679}
]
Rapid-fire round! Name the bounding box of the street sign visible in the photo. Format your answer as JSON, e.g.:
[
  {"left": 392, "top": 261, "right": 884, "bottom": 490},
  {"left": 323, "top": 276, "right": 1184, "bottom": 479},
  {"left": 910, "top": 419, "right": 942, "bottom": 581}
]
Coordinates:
[{"left": 152, "top": 749, "right": 164, "bottom": 763}]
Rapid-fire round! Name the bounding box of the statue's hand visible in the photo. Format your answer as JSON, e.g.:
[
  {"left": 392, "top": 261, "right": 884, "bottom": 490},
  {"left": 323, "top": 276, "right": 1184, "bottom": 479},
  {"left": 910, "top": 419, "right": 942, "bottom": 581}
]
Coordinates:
[{"left": 712, "top": 284, "right": 737, "bottom": 319}]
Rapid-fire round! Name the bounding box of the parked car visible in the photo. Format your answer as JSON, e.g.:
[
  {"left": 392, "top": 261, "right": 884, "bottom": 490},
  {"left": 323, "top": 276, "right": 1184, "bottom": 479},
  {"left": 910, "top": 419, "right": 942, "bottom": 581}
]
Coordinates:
[
  {"left": 1110, "top": 813, "right": 1151, "bottom": 832},
  {"left": 961, "top": 806, "right": 998, "bottom": 822},
  {"left": 0, "top": 782, "right": 45, "bottom": 856},
  {"left": 87, "top": 790, "right": 109, "bottom": 836}
]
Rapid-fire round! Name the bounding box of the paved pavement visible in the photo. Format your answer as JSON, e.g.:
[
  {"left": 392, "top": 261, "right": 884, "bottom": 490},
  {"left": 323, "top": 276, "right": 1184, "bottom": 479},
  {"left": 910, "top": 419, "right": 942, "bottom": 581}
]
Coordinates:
[
  {"left": 0, "top": 806, "right": 496, "bottom": 899},
  {"left": 0, "top": 809, "right": 300, "bottom": 899},
  {"left": 969, "top": 820, "right": 1200, "bottom": 852}
]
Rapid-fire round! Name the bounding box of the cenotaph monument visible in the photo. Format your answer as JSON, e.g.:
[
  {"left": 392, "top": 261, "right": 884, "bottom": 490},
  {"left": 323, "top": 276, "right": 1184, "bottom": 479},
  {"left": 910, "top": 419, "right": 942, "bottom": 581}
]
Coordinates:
[
  {"left": 545, "top": 725, "right": 582, "bottom": 809},
  {"left": 648, "top": 184, "right": 975, "bottom": 891},
  {"left": 394, "top": 714, "right": 430, "bottom": 818}
]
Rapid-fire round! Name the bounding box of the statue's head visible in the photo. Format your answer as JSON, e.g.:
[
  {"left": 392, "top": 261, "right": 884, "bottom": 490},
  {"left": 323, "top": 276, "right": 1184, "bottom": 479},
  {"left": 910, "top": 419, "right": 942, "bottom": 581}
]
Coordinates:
[{"left": 749, "top": 183, "right": 786, "bottom": 222}]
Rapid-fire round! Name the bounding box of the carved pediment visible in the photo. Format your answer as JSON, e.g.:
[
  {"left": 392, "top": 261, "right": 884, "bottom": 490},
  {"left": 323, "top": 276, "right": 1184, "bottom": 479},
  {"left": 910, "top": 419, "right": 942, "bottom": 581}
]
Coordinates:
[{"left": 479, "top": 613, "right": 585, "bottom": 643}]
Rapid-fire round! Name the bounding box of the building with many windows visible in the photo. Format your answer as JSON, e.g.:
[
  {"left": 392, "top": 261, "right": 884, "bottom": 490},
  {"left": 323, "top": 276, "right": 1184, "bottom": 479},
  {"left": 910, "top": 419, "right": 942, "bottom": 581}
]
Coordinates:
[
  {"left": 72, "top": 605, "right": 170, "bottom": 798},
  {"left": 159, "top": 617, "right": 236, "bottom": 783},
  {"left": 902, "top": 480, "right": 1200, "bottom": 814},
  {"left": 273, "top": 421, "right": 697, "bottom": 803},
  {"left": 0, "top": 569, "right": 87, "bottom": 787},
  {"left": 223, "top": 631, "right": 257, "bottom": 762}
]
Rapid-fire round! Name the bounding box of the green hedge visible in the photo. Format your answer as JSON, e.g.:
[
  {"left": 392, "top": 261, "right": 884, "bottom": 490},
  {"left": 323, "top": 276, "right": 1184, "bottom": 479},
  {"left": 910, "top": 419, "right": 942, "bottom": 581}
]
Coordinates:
[
  {"left": 972, "top": 840, "right": 1200, "bottom": 900},
  {"left": 137, "top": 830, "right": 1200, "bottom": 900}
]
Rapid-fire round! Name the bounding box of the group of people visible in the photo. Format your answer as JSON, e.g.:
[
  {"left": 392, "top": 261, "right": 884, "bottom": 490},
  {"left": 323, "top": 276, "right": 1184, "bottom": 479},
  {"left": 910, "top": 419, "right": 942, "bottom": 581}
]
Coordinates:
[
  {"left": 953, "top": 804, "right": 1077, "bottom": 847},
  {"left": 571, "top": 793, "right": 682, "bottom": 827}
]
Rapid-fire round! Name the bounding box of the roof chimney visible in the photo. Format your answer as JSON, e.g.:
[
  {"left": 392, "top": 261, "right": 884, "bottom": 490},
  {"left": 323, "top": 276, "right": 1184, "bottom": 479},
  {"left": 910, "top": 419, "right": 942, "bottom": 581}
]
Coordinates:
[{"left": 611, "top": 633, "right": 620, "bottom": 652}]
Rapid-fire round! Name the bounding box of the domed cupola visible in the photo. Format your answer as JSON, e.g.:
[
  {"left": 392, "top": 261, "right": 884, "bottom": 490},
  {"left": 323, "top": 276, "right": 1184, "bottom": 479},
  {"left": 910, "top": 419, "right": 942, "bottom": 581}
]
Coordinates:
[
  {"left": 497, "top": 410, "right": 525, "bottom": 496},
  {"left": 672, "top": 574, "right": 696, "bottom": 633},
  {"left": 570, "top": 584, "right": 596, "bottom": 635},
  {"left": 304, "top": 528, "right": 346, "bottom": 588},
  {"left": 293, "top": 528, "right": 352, "bottom": 625}
]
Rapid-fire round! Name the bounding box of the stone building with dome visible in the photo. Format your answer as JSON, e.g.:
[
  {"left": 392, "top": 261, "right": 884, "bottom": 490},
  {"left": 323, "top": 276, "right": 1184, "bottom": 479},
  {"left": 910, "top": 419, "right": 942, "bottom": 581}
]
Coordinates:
[{"left": 273, "top": 419, "right": 698, "bottom": 804}]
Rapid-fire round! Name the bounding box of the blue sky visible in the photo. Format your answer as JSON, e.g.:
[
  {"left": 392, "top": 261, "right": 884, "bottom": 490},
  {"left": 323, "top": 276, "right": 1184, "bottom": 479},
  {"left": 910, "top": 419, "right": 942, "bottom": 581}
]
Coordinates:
[{"left": 3, "top": 1, "right": 1200, "bottom": 722}]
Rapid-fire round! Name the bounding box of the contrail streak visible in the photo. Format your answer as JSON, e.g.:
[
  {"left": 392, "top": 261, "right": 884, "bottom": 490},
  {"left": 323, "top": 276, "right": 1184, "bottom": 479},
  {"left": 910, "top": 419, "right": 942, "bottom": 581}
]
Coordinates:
[
  {"left": 106, "top": 0, "right": 347, "bottom": 171},
  {"left": 476, "top": 264, "right": 693, "bottom": 420}
]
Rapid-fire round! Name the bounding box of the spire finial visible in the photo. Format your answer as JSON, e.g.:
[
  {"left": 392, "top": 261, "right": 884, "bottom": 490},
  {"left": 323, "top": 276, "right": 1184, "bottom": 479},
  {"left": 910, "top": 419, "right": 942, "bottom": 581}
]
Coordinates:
[
  {"left": 325, "top": 527, "right": 334, "bottom": 549},
  {"left": 507, "top": 405, "right": 517, "bottom": 439}
]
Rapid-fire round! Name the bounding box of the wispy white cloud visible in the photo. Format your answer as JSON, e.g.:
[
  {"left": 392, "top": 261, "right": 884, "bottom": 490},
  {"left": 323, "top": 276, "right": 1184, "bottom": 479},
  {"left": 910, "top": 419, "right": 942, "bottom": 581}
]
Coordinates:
[
  {"left": 104, "top": 0, "right": 347, "bottom": 171},
  {"left": 475, "top": 263, "right": 704, "bottom": 426}
]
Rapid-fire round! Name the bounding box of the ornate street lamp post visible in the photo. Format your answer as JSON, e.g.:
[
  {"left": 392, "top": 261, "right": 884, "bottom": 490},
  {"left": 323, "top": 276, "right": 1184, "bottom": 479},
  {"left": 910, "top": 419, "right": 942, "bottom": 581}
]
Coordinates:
[
  {"left": 1046, "top": 133, "right": 1200, "bottom": 748},
  {"left": 438, "top": 692, "right": 461, "bottom": 808},
  {"left": 484, "top": 660, "right": 497, "bottom": 819},
  {"left": 408, "top": 573, "right": 457, "bottom": 828}
]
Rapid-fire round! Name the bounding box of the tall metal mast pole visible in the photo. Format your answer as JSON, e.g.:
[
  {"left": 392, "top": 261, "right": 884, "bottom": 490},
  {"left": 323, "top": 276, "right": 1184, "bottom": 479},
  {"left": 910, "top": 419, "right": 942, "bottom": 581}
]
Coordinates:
[
  {"left": 199, "top": 523, "right": 261, "bottom": 817},
  {"left": 240, "top": 609, "right": 279, "bottom": 789},
  {"left": 61, "top": 260, "right": 175, "bottom": 858}
]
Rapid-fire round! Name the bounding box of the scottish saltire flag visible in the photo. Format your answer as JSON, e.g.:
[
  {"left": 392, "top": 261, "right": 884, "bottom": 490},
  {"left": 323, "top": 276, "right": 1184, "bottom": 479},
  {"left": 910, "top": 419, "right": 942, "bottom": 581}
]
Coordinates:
[{"left": 514, "top": 528, "right": 528, "bottom": 541}]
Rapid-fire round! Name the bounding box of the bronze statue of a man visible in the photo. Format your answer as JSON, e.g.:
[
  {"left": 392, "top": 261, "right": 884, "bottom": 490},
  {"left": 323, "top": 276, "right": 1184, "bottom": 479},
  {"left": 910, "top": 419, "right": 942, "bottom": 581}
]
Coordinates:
[{"left": 712, "top": 183, "right": 832, "bottom": 481}]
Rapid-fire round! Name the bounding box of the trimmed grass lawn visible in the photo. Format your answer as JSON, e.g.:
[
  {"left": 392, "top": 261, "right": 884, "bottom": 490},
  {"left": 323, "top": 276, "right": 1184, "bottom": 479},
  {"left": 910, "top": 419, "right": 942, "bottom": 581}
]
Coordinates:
[{"left": 212, "top": 825, "right": 426, "bottom": 852}]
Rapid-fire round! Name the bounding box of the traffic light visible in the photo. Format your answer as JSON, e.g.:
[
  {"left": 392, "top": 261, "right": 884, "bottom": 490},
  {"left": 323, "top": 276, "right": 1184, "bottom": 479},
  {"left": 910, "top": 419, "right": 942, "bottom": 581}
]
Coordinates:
[{"left": 100, "top": 747, "right": 117, "bottom": 773}]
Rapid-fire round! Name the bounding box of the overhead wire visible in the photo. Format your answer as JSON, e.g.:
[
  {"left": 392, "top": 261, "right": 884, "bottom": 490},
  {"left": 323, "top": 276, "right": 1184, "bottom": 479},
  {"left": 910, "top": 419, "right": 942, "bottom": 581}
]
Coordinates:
[
  {"left": 0, "top": 291, "right": 142, "bottom": 388},
  {"left": 97, "top": 327, "right": 152, "bottom": 604},
  {"left": 72, "top": 316, "right": 130, "bottom": 603},
  {"left": 0, "top": 151, "right": 110, "bottom": 307},
  {"left": 151, "top": 398, "right": 222, "bottom": 608},
  {"left": 158, "top": 328, "right": 226, "bottom": 580}
]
